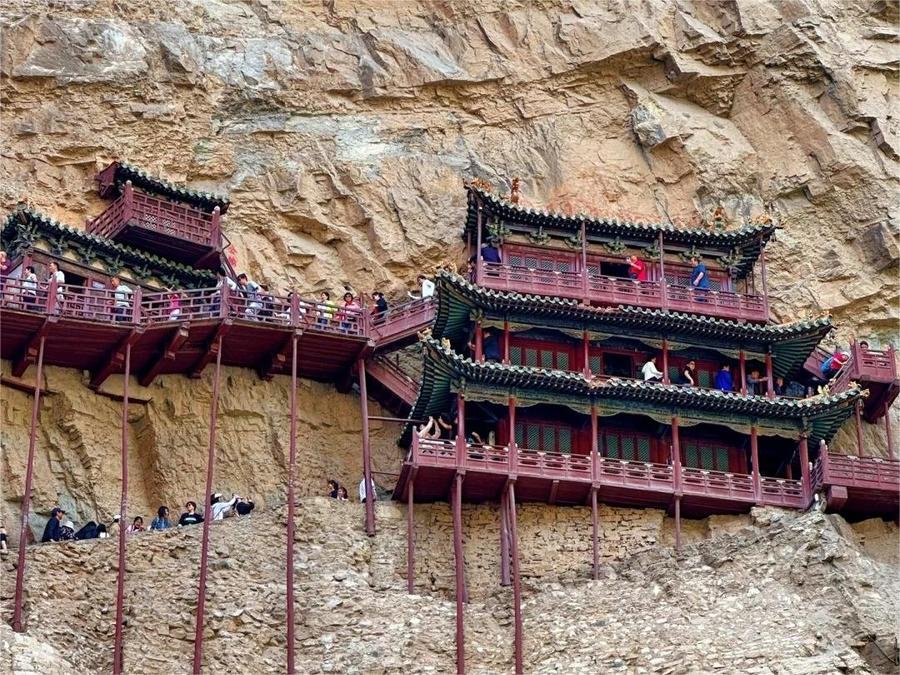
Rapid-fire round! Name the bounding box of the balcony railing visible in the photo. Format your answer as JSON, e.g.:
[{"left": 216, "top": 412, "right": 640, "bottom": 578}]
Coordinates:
[
  {"left": 368, "top": 297, "right": 435, "bottom": 347},
  {"left": 804, "top": 341, "right": 897, "bottom": 389},
  {"left": 479, "top": 263, "right": 768, "bottom": 321},
  {"left": 366, "top": 356, "right": 419, "bottom": 406},
  {"left": 681, "top": 467, "right": 755, "bottom": 501},
  {"left": 820, "top": 452, "right": 900, "bottom": 491},
  {"left": 87, "top": 182, "right": 220, "bottom": 249},
  {"left": 759, "top": 476, "right": 805, "bottom": 508}
]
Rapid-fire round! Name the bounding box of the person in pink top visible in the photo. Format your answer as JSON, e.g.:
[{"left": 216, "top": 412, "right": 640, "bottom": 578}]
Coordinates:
[{"left": 166, "top": 288, "right": 182, "bottom": 320}]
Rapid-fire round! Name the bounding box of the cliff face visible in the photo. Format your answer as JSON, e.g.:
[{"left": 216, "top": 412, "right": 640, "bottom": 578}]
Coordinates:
[{"left": 1, "top": 0, "right": 897, "bottom": 527}]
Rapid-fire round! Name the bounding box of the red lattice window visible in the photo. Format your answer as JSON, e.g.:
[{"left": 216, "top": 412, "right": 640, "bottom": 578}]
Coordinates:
[
  {"left": 682, "top": 440, "right": 732, "bottom": 471},
  {"left": 509, "top": 338, "right": 574, "bottom": 372},
  {"left": 515, "top": 420, "right": 574, "bottom": 454},
  {"left": 599, "top": 430, "right": 652, "bottom": 462},
  {"left": 506, "top": 245, "right": 577, "bottom": 272}
]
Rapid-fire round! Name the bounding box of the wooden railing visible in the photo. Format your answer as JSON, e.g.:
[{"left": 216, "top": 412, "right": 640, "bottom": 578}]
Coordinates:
[
  {"left": 366, "top": 356, "right": 419, "bottom": 406},
  {"left": 804, "top": 341, "right": 897, "bottom": 388},
  {"left": 479, "top": 263, "right": 768, "bottom": 321},
  {"left": 759, "top": 476, "right": 805, "bottom": 508},
  {"left": 369, "top": 297, "right": 435, "bottom": 347},
  {"left": 596, "top": 457, "right": 674, "bottom": 491},
  {"left": 87, "top": 182, "right": 220, "bottom": 249},
  {"left": 681, "top": 467, "right": 755, "bottom": 501},
  {"left": 820, "top": 452, "right": 900, "bottom": 491}
]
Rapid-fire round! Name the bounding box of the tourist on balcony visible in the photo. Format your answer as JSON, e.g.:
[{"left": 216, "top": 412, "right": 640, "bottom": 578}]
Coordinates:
[
  {"left": 408, "top": 274, "right": 435, "bottom": 300},
  {"left": 178, "top": 501, "right": 203, "bottom": 527},
  {"left": 212, "top": 269, "right": 238, "bottom": 315},
  {"left": 258, "top": 284, "right": 275, "bottom": 320},
  {"left": 317, "top": 291, "right": 337, "bottom": 326},
  {"left": 110, "top": 276, "right": 133, "bottom": 321},
  {"left": 858, "top": 340, "right": 869, "bottom": 352},
  {"left": 714, "top": 363, "right": 734, "bottom": 392},
  {"left": 340, "top": 291, "right": 361, "bottom": 331},
  {"left": 150, "top": 506, "right": 173, "bottom": 530},
  {"left": 371, "top": 291, "right": 388, "bottom": 324},
  {"left": 747, "top": 369, "right": 764, "bottom": 395},
  {"left": 125, "top": 516, "right": 146, "bottom": 535},
  {"left": 689, "top": 256, "right": 710, "bottom": 294},
  {"left": 820, "top": 349, "right": 848, "bottom": 379},
  {"left": 641, "top": 355, "right": 664, "bottom": 382},
  {"left": 417, "top": 416, "right": 441, "bottom": 440},
  {"left": 358, "top": 475, "right": 378, "bottom": 503},
  {"left": 237, "top": 273, "right": 262, "bottom": 317},
  {"left": 328, "top": 479, "right": 340, "bottom": 498},
  {"left": 40, "top": 507, "right": 65, "bottom": 543},
  {"left": 774, "top": 376, "right": 787, "bottom": 396},
  {"left": 677, "top": 360, "right": 697, "bottom": 386},
  {"left": 22, "top": 265, "right": 38, "bottom": 310},
  {"left": 481, "top": 238, "right": 502, "bottom": 264},
  {"left": 47, "top": 261, "right": 66, "bottom": 310},
  {"left": 483, "top": 328, "right": 501, "bottom": 362},
  {"left": 627, "top": 255, "right": 648, "bottom": 282},
  {"left": 166, "top": 289, "right": 182, "bottom": 321},
  {"left": 466, "top": 255, "right": 477, "bottom": 281}
]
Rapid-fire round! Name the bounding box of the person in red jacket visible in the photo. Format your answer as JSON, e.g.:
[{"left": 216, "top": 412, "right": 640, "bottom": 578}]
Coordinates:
[{"left": 627, "top": 255, "right": 648, "bottom": 282}]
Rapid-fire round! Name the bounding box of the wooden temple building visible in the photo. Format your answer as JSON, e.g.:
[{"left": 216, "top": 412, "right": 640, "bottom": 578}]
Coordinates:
[{"left": 1, "top": 169, "right": 897, "bottom": 674}]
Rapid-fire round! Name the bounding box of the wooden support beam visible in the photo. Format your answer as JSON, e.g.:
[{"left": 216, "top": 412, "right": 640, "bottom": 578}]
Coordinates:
[
  {"left": 739, "top": 350, "right": 747, "bottom": 395},
  {"left": 139, "top": 325, "right": 189, "bottom": 386},
  {"left": 750, "top": 425, "right": 761, "bottom": 503},
  {"left": 452, "top": 472, "right": 466, "bottom": 675},
  {"left": 798, "top": 434, "right": 810, "bottom": 502},
  {"left": 500, "top": 487, "right": 510, "bottom": 587},
  {"left": 258, "top": 333, "right": 295, "bottom": 381},
  {"left": 507, "top": 481, "right": 524, "bottom": 675},
  {"left": 548, "top": 479, "right": 560, "bottom": 505},
  {"left": 12, "top": 318, "right": 53, "bottom": 378},
  {"left": 674, "top": 495, "right": 682, "bottom": 553},
  {"left": 90, "top": 328, "right": 144, "bottom": 388},
  {"left": 765, "top": 351, "right": 774, "bottom": 398},
  {"left": 112, "top": 343, "right": 132, "bottom": 674},
  {"left": 854, "top": 402, "right": 865, "bottom": 458},
  {"left": 358, "top": 358, "right": 375, "bottom": 537},
  {"left": 590, "top": 487, "right": 599, "bottom": 581},
  {"left": 407, "top": 469, "right": 416, "bottom": 595},
  {"left": 190, "top": 320, "right": 232, "bottom": 378},
  {"left": 503, "top": 319, "right": 510, "bottom": 365},
  {"left": 885, "top": 403, "right": 894, "bottom": 461},
  {"left": 661, "top": 339, "right": 670, "bottom": 385},
  {"left": 286, "top": 333, "right": 299, "bottom": 674}
]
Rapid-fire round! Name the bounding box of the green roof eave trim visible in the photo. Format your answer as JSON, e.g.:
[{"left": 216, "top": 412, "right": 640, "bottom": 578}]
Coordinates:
[
  {"left": 464, "top": 186, "right": 776, "bottom": 278},
  {"left": 108, "top": 162, "right": 230, "bottom": 213},
  {"left": 431, "top": 271, "right": 832, "bottom": 376},
  {"left": 2, "top": 207, "right": 217, "bottom": 288},
  {"left": 400, "top": 338, "right": 862, "bottom": 446}
]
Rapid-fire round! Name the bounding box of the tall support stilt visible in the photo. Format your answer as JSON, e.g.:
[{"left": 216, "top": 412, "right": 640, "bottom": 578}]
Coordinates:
[
  {"left": 750, "top": 425, "right": 761, "bottom": 503},
  {"left": 12, "top": 336, "right": 46, "bottom": 634},
  {"left": 854, "top": 401, "right": 864, "bottom": 458},
  {"left": 674, "top": 495, "right": 682, "bottom": 553},
  {"left": 406, "top": 478, "right": 415, "bottom": 594},
  {"left": 358, "top": 359, "right": 375, "bottom": 536},
  {"left": 452, "top": 473, "right": 466, "bottom": 675},
  {"left": 500, "top": 487, "right": 510, "bottom": 586},
  {"left": 507, "top": 481, "right": 523, "bottom": 675},
  {"left": 192, "top": 336, "right": 223, "bottom": 675},
  {"left": 885, "top": 403, "right": 894, "bottom": 461},
  {"left": 286, "top": 333, "right": 299, "bottom": 674},
  {"left": 798, "top": 433, "right": 810, "bottom": 503},
  {"left": 112, "top": 344, "right": 132, "bottom": 675},
  {"left": 590, "top": 487, "right": 599, "bottom": 581}
]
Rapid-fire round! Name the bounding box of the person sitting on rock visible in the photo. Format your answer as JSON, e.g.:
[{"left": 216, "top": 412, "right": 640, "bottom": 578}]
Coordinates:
[
  {"left": 235, "top": 498, "right": 255, "bottom": 516},
  {"left": 337, "top": 486, "right": 349, "bottom": 502},
  {"left": 358, "top": 476, "right": 377, "bottom": 503},
  {"left": 0, "top": 525, "right": 8, "bottom": 558},
  {"left": 125, "top": 516, "right": 145, "bottom": 535},
  {"left": 58, "top": 519, "right": 77, "bottom": 541},
  {"left": 150, "top": 506, "right": 172, "bottom": 531},
  {"left": 178, "top": 501, "right": 203, "bottom": 527},
  {"left": 210, "top": 493, "right": 239, "bottom": 521},
  {"left": 41, "top": 507, "right": 65, "bottom": 543}
]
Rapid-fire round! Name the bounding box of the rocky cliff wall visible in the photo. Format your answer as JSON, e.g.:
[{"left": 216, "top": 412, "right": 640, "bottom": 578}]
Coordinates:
[
  {"left": 0, "top": 0, "right": 897, "bottom": 532},
  {"left": 1, "top": 501, "right": 897, "bottom": 674}
]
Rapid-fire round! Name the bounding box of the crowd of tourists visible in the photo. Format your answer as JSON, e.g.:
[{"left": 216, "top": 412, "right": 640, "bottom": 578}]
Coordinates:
[{"left": 36, "top": 493, "right": 255, "bottom": 544}]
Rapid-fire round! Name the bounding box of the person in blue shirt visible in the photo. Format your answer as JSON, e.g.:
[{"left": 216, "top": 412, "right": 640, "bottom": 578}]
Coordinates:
[
  {"left": 482, "top": 328, "right": 501, "bottom": 362},
  {"left": 480, "top": 239, "right": 502, "bottom": 264},
  {"left": 714, "top": 363, "right": 733, "bottom": 392},
  {"left": 689, "top": 256, "right": 710, "bottom": 291}
]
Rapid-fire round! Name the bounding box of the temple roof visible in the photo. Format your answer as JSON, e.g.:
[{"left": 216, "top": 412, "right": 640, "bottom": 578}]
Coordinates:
[
  {"left": 431, "top": 272, "right": 832, "bottom": 376},
  {"left": 97, "top": 161, "right": 230, "bottom": 213},
  {"left": 402, "top": 338, "right": 861, "bottom": 446},
  {"left": 464, "top": 186, "right": 775, "bottom": 277},
  {"left": 1, "top": 207, "right": 217, "bottom": 289}
]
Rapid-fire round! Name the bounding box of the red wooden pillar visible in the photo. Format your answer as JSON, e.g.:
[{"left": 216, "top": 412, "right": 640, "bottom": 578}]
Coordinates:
[
  {"left": 884, "top": 403, "right": 894, "bottom": 461},
  {"left": 11, "top": 336, "right": 46, "bottom": 633},
  {"left": 658, "top": 232, "right": 668, "bottom": 308},
  {"left": 580, "top": 220, "right": 589, "bottom": 303},
  {"left": 474, "top": 322, "right": 483, "bottom": 362},
  {"left": 456, "top": 393, "right": 467, "bottom": 462},
  {"left": 452, "top": 473, "right": 466, "bottom": 675},
  {"left": 358, "top": 359, "right": 375, "bottom": 536},
  {"left": 854, "top": 401, "right": 864, "bottom": 458},
  {"left": 123, "top": 180, "right": 134, "bottom": 221},
  {"left": 671, "top": 415, "right": 682, "bottom": 552},
  {"left": 192, "top": 336, "right": 223, "bottom": 675},
  {"left": 590, "top": 403, "right": 599, "bottom": 580},
  {"left": 765, "top": 351, "right": 774, "bottom": 398},
  {"left": 475, "top": 203, "right": 483, "bottom": 285},
  {"left": 503, "top": 320, "right": 510, "bottom": 365},
  {"left": 798, "top": 434, "right": 810, "bottom": 501},
  {"left": 750, "top": 425, "right": 761, "bottom": 503},
  {"left": 500, "top": 486, "right": 510, "bottom": 586},
  {"left": 112, "top": 343, "right": 132, "bottom": 675},
  {"left": 582, "top": 331, "right": 591, "bottom": 377},
  {"left": 661, "top": 339, "right": 670, "bottom": 385},
  {"left": 739, "top": 350, "right": 747, "bottom": 395},
  {"left": 759, "top": 248, "right": 770, "bottom": 318},
  {"left": 507, "top": 481, "right": 524, "bottom": 675},
  {"left": 285, "top": 333, "right": 300, "bottom": 673},
  {"left": 407, "top": 477, "right": 415, "bottom": 594},
  {"left": 508, "top": 396, "right": 517, "bottom": 470}
]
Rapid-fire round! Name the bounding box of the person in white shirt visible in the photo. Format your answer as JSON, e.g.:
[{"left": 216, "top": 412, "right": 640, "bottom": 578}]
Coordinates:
[
  {"left": 22, "top": 265, "right": 38, "bottom": 309},
  {"left": 358, "top": 476, "right": 377, "bottom": 503},
  {"left": 209, "top": 493, "right": 239, "bottom": 520},
  {"left": 47, "top": 261, "right": 65, "bottom": 310},
  {"left": 641, "top": 355, "right": 664, "bottom": 382},
  {"left": 237, "top": 273, "right": 262, "bottom": 317},
  {"left": 408, "top": 274, "right": 435, "bottom": 300},
  {"left": 110, "top": 276, "right": 133, "bottom": 321}
]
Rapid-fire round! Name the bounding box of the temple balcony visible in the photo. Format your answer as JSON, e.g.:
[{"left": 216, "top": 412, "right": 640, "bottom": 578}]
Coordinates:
[
  {"left": 87, "top": 182, "right": 223, "bottom": 270},
  {"left": 804, "top": 341, "right": 899, "bottom": 422},
  {"left": 478, "top": 263, "right": 768, "bottom": 323},
  {"left": 813, "top": 451, "right": 899, "bottom": 520},
  {"left": 396, "top": 436, "right": 807, "bottom": 517}
]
